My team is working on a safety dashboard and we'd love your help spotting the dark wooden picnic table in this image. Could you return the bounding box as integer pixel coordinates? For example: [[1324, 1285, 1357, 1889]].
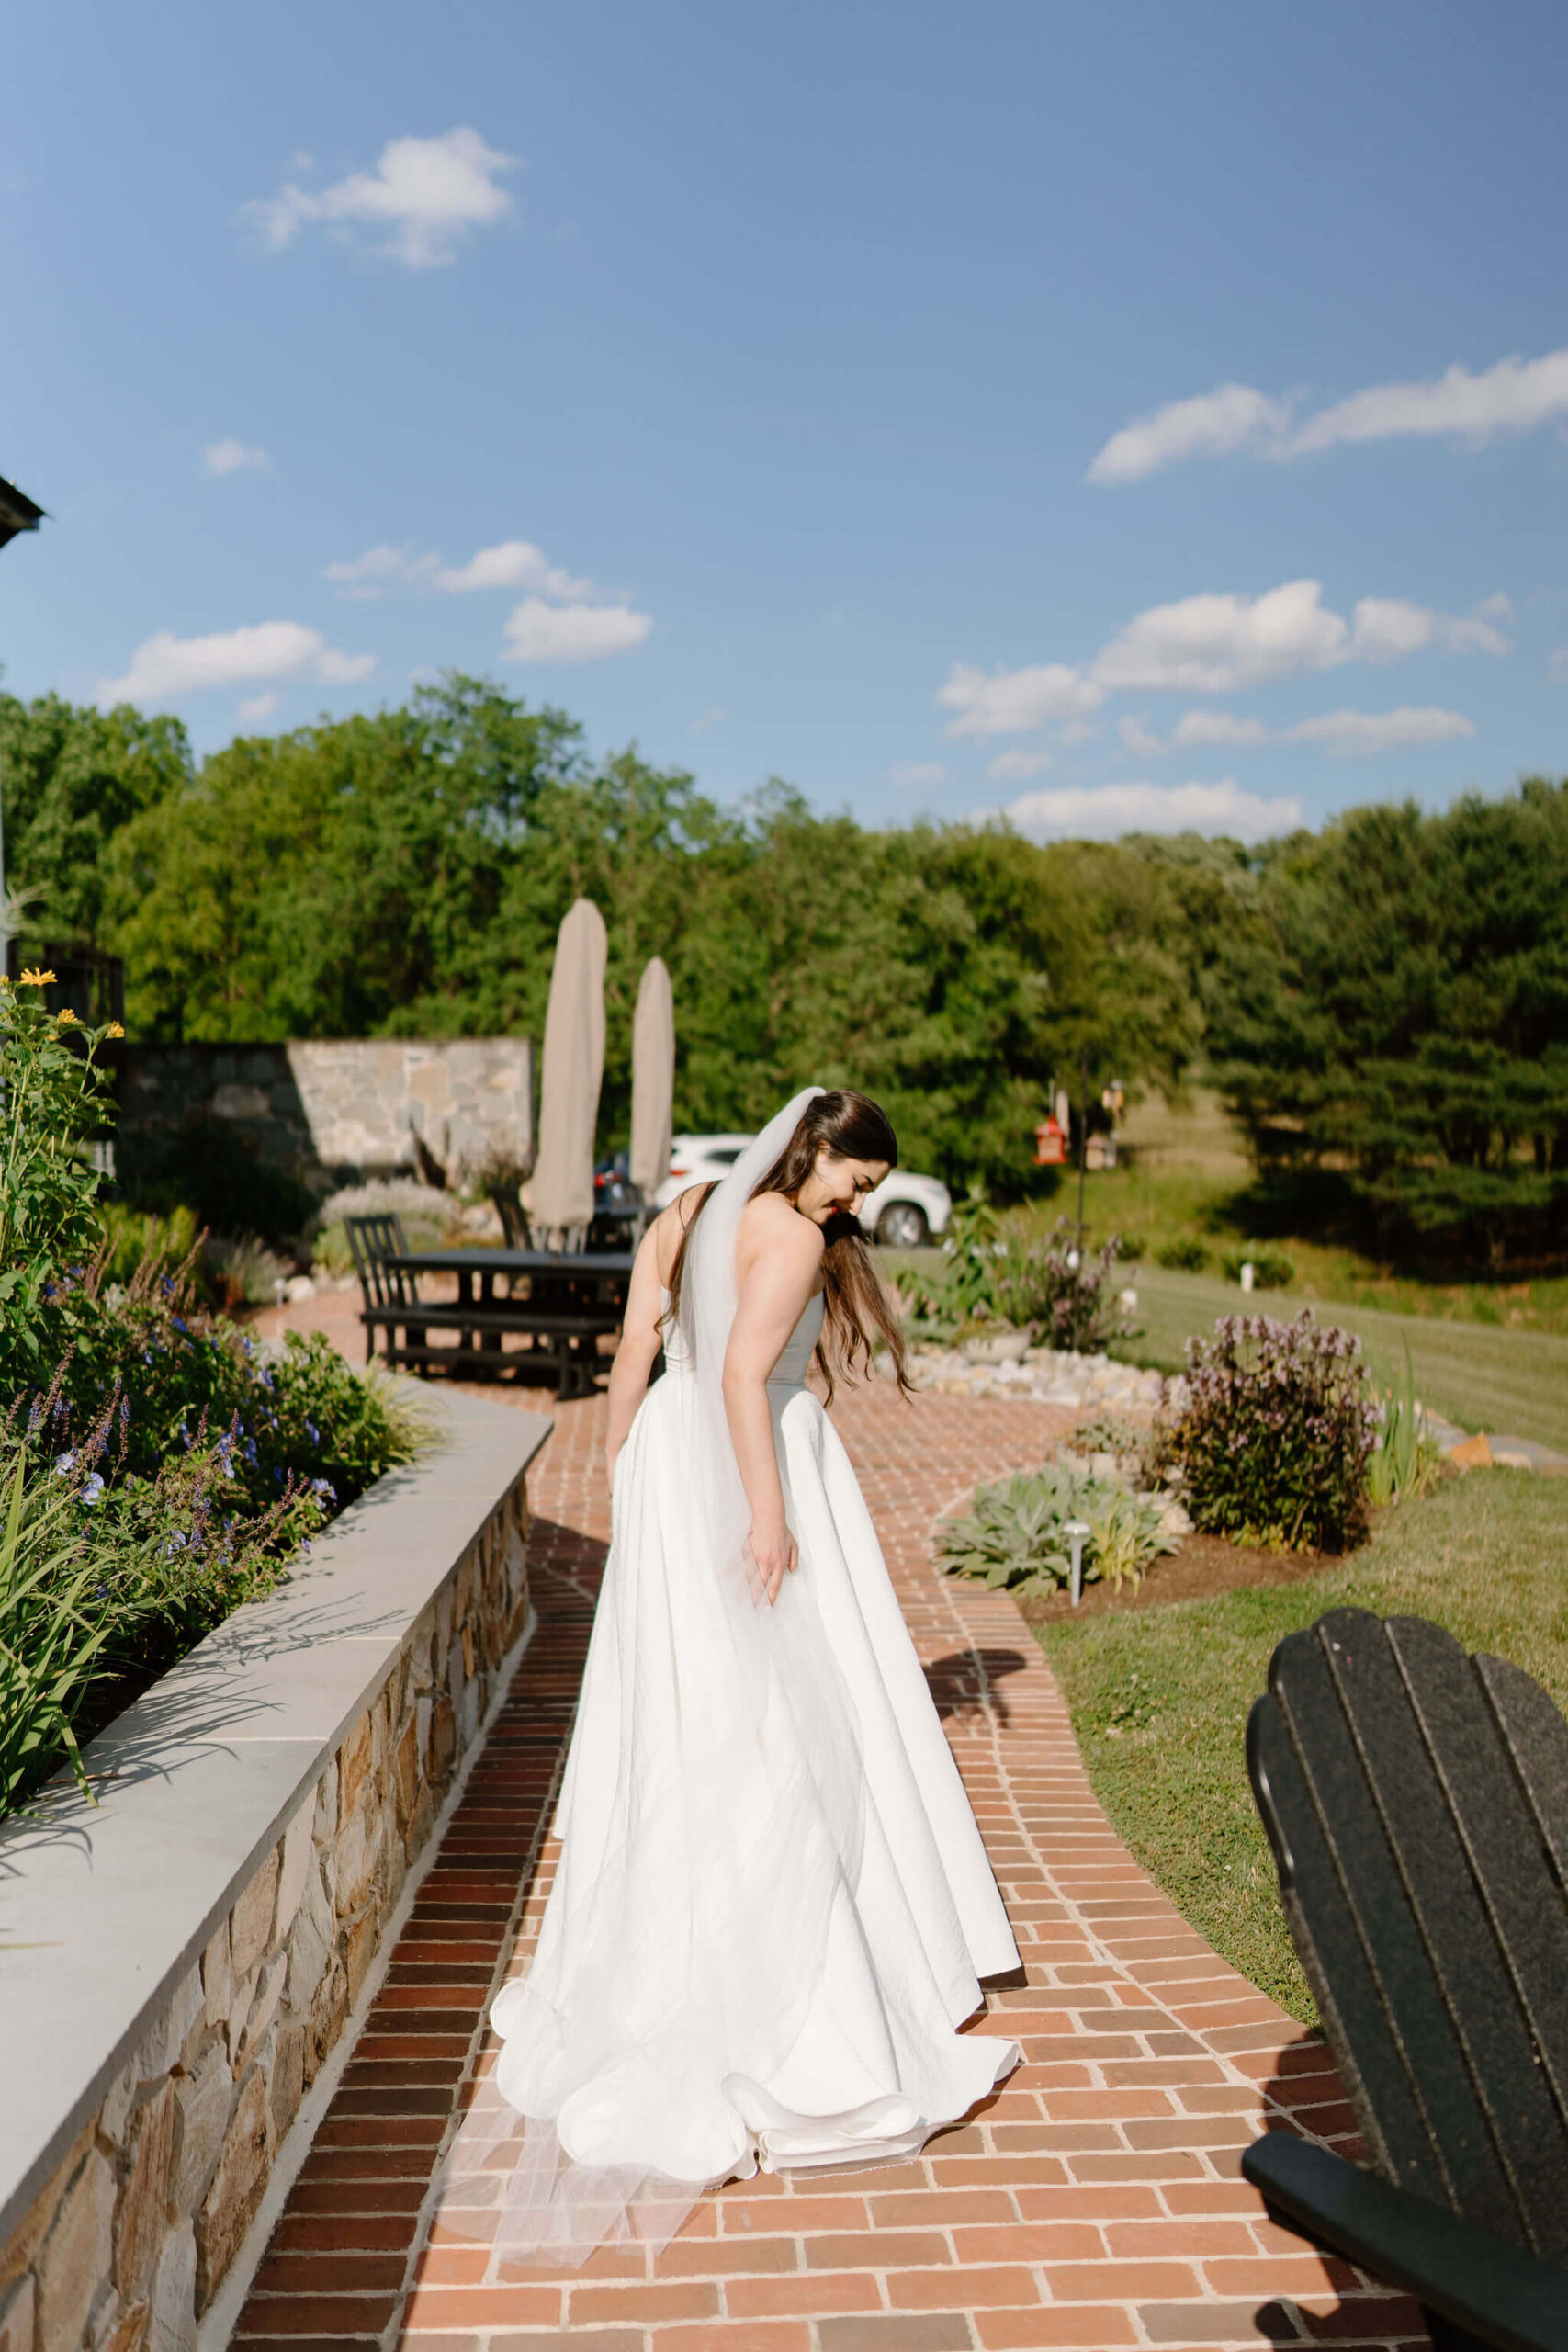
[[382, 1246, 634, 1398]]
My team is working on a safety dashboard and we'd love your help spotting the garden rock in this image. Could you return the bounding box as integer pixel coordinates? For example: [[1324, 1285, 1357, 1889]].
[[908, 1341, 1168, 1419]]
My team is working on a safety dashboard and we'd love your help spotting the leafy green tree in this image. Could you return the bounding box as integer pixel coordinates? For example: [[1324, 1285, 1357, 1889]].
[[0, 690, 190, 943], [17, 673, 1224, 1194]]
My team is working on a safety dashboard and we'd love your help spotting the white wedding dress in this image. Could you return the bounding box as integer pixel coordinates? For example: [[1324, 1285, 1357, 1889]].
[[437, 1094, 1020, 2267]]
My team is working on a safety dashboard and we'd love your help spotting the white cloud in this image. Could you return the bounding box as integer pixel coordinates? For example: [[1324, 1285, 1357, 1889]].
[[323, 544, 441, 596], [97, 621, 375, 707], [327, 535, 597, 604], [690, 707, 726, 735], [1115, 718, 1167, 759], [238, 692, 279, 722], [241, 127, 517, 269], [1126, 704, 1475, 758], [1089, 348, 1568, 482], [1002, 779, 1301, 843], [1088, 385, 1291, 485], [1170, 710, 1271, 750], [1549, 647, 1568, 684], [1094, 581, 1505, 700], [938, 661, 1102, 739], [502, 597, 651, 662], [317, 647, 378, 683], [1093, 579, 1352, 695], [987, 749, 1052, 783], [1288, 706, 1475, 756], [325, 532, 650, 662], [941, 581, 1506, 742], [434, 539, 591, 598], [202, 437, 267, 477], [1292, 350, 1568, 455], [890, 761, 945, 790]]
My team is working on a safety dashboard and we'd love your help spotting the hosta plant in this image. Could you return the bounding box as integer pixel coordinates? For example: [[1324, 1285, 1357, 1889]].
[[938, 1463, 1179, 1599]]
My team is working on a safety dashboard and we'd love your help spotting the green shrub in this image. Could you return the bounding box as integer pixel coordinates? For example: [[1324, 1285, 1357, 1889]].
[[1163, 1311, 1375, 1550], [118, 1116, 316, 1245], [0, 972, 119, 1368], [992, 1219, 1137, 1354], [203, 1233, 292, 1308], [1156, 1235, 1209, 1272], [939, 1463, 1179, 1598], [901, 1204, 1137, 1356], [1220, 1243, 1295, 1291], [100, 1204, 204, 1292], [0, 1454, 119, 1811]]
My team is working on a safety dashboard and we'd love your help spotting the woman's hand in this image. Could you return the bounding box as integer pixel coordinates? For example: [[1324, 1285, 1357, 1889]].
[[746, 1515, 797, 1606]]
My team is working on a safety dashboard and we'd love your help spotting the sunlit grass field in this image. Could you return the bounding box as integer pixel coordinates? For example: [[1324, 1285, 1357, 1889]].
[[1020, 1089, 1568, 1340]]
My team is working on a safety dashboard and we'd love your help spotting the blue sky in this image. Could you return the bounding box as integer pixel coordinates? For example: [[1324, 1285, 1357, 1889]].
[[3, 0, 1566, 841]]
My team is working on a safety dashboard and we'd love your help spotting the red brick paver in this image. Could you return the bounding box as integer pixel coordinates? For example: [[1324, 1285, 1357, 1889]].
[[234, 1370, 1419, 2351]]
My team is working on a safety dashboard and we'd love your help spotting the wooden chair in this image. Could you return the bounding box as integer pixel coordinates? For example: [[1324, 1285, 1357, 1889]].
[[1244, 1607, 1568, 2352], [344, 1213, 431, 1366]]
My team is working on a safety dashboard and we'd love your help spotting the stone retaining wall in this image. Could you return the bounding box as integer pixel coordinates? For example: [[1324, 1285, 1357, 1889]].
[[0, 1391, 550, 2352], [111, 1037, 536, 1195]]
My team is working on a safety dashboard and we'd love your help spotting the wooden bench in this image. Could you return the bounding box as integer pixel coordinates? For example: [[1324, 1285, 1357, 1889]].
[[1244, 1606, 1568, 2352], [344, 1219, 628, 1401]]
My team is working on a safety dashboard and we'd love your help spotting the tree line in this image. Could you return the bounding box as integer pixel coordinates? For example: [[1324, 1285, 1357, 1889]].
[[2, 675, 1563, 1262]]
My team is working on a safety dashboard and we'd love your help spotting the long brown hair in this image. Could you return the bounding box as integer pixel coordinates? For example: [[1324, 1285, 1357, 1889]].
[[668, 1090, 911, 1402]]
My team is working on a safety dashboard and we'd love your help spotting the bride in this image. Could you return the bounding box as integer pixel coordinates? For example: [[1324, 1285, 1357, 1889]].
[[438, 1088, 1021, 2267]]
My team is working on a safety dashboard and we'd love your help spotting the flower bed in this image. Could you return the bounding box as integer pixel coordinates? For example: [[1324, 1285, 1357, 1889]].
[[0, 973, 427, 1816], [0, 1387, 549, 2352]]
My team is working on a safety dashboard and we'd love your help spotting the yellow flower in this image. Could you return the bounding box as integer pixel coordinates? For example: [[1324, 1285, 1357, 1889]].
[[19, 967, 57, 987], [106, 1021, 126, 1039], [54, 1007, 80, 1027]]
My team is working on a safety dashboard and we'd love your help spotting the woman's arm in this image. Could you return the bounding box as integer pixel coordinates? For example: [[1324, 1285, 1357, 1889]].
[[722, 1202, 824, 1603], [604, 1223, 669, 1483]]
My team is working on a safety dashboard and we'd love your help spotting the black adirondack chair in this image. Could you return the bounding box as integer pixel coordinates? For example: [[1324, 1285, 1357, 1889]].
[[344, 1213, 431, 1366], [1244, 1607, 1568, 2352]]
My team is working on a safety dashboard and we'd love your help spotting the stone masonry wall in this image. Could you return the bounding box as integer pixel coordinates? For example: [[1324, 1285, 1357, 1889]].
[[0, 1482, 530, 2352], [111, 1037, 536, 1197]]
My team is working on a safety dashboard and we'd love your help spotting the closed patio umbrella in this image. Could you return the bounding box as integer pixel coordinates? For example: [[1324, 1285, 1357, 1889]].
[[529, 897, 607, 1247], [629, 956, 675, 1209]]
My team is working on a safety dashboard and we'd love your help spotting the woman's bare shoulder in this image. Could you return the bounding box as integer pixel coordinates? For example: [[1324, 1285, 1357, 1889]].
[[739, 1192, 825, 1263]]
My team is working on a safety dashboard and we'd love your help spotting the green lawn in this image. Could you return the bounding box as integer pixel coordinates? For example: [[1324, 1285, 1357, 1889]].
[[1038, 1472, 1568, 2022], [1009, 1088, 1568, 1340], [1117, 1264, 1568, 1455]]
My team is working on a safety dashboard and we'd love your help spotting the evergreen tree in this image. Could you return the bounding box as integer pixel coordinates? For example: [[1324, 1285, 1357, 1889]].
[[1207, 782, 1568, 1265]]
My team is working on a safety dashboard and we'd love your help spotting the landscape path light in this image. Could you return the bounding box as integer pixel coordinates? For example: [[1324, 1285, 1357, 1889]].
[[1065, 1517, 1091, 1608]]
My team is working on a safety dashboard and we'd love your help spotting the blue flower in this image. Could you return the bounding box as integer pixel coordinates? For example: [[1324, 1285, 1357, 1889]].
[[83, 1474, 105, 1506], [53, 1451, 74, 1476]]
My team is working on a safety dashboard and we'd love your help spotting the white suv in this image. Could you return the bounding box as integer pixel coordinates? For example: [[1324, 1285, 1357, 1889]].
[[654, 1134, 950, 1248]]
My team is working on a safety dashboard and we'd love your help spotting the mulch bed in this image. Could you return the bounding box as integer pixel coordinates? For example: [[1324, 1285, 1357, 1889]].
[[1011, 1528, 1344, 1624]]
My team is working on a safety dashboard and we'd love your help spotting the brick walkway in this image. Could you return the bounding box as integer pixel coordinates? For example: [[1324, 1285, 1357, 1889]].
[[234, 1370, 1420, 2352]]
